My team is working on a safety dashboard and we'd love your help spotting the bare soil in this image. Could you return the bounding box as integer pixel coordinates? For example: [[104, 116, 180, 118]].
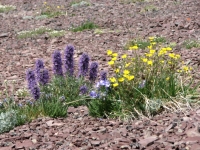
[[0, 0, 200, 149]]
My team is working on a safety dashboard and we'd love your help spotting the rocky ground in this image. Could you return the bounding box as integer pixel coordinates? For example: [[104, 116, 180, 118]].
[[0, 0, 200, 149]]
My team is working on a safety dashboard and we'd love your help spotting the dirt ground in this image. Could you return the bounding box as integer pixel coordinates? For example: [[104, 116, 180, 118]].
[[0, 0, 200, 149]]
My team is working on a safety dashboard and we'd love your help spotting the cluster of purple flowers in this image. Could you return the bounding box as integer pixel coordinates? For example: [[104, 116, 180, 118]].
[[26, 59, 50, 100], [35, 59, 49, 85], [79, 53, 90, 77], [52, 50, 63, 76], [26, 69, 41, 100], [27, 44, 105, 100], [63, 45, 74, 76], [89, 71, 110, 99]]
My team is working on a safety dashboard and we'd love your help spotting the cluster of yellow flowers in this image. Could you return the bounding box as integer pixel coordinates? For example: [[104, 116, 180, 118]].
[[106, 36, 192, 88], [107, 50, 135, 87]]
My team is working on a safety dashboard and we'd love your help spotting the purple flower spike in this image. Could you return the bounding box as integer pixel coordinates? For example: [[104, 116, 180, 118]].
[[26, 69, 37, 90], [89, 62, 98, 82], [63, 45, 74, 76], [79, 53, 90, 77], [100, 71, 107, 81], [80, 85, 88, 95], [31, 86, 40, 100], [35, 59, 44, 81], [26, 69, 40, 100], [38, 68, 49, 85], [53, 50, 63, 76]]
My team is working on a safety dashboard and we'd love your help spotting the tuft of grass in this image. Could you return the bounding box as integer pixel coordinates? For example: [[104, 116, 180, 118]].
[[71, 21, 98, 32], [17, 26, 52, 39], [48, 30, 66, 38], [70, 0, 90, 7], [39, 2, 66, 18], [124, 36, 166, 50], [140, 5, 158, 13], [0, 4, 16, 13], [183, 40, 200, 49]]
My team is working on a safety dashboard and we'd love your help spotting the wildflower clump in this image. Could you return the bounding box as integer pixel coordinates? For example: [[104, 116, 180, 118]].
[[104, 37, 197, 118]]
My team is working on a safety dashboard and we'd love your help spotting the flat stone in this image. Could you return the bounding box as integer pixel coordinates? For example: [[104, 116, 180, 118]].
[[139, 135, 158, 148]]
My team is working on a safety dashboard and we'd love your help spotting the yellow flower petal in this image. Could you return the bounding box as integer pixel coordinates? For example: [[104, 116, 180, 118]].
[[123, 70, 130, 75], [111, 57, 117, 61], [109, 77, 117, 83], [118, 77, 125, 82], [108, 61, 115, 65], [112, 53, 118, 57], [115, 69, 120, 73], [107, 50, 113, 55], [122, 54, 127, 59], [113, 83, 119, 87]]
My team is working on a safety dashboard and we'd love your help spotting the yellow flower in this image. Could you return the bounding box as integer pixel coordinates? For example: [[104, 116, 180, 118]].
[[168, 53, 175, 58], [129, 45, 138, 50], [177, 69, 182, 73], [111, 57, 117, 61], [148, 45, 153, 50], [146, 53, 153, 57], [57, 6, 60, 9], [182, 66, 189, 72], [149, 37, 155, 41], [112, 53, 118, 57], [142, 58, 148, 62], [44, 2, 47, 4], [122, 54, 127, 59], [113, 83, 119, 87], [147, 60, 153, 66], [149, 50, 156, 54], [108, 61, 115, 65], [151, 42, 156, 45], [115, 68, 120, 73], [123, 70, 130, 75], [110, 77, 117, 83], [168, 61, 172, 64], [174, 54, 180, 59], [166, 77, 170, 81], [125, 63, 131, 67], [166, 47, 172, 51], [107, 50, 113, 55], [126, 75, 134, 81], [118, 77, 125, 82], [160, 60, 164, 63]]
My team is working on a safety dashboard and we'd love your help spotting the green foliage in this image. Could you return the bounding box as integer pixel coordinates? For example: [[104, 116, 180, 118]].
[[70, 1, 90, 7], [40, 2, 66, 18], [0, 4, 16, 13], [124, 36, 166, 50], [41, 75, 92, 107], [17, 26, 52, 39], [183, 40, 200, 49], [105, 36, 199, 117], [71, 21, 98, 32], [48, 30, 66, 38], [88, 98, 114, 118]]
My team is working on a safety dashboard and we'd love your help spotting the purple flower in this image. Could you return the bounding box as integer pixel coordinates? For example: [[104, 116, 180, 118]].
[[31, 86, 40, 100], [79, 53, 90, 77], [96, 80, 110, 88], [89, 62, 98, 82], [26, 69, 40, 100], [80, 85, 88, 95], [90, 91, 99, 98], [37, 68, 49, 85], [100, 71, 107, 81], [63, 45, 74, 76], [52, 50, 63, 76], [35, 59, 44, 81], [26, 69, 37, 90]]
